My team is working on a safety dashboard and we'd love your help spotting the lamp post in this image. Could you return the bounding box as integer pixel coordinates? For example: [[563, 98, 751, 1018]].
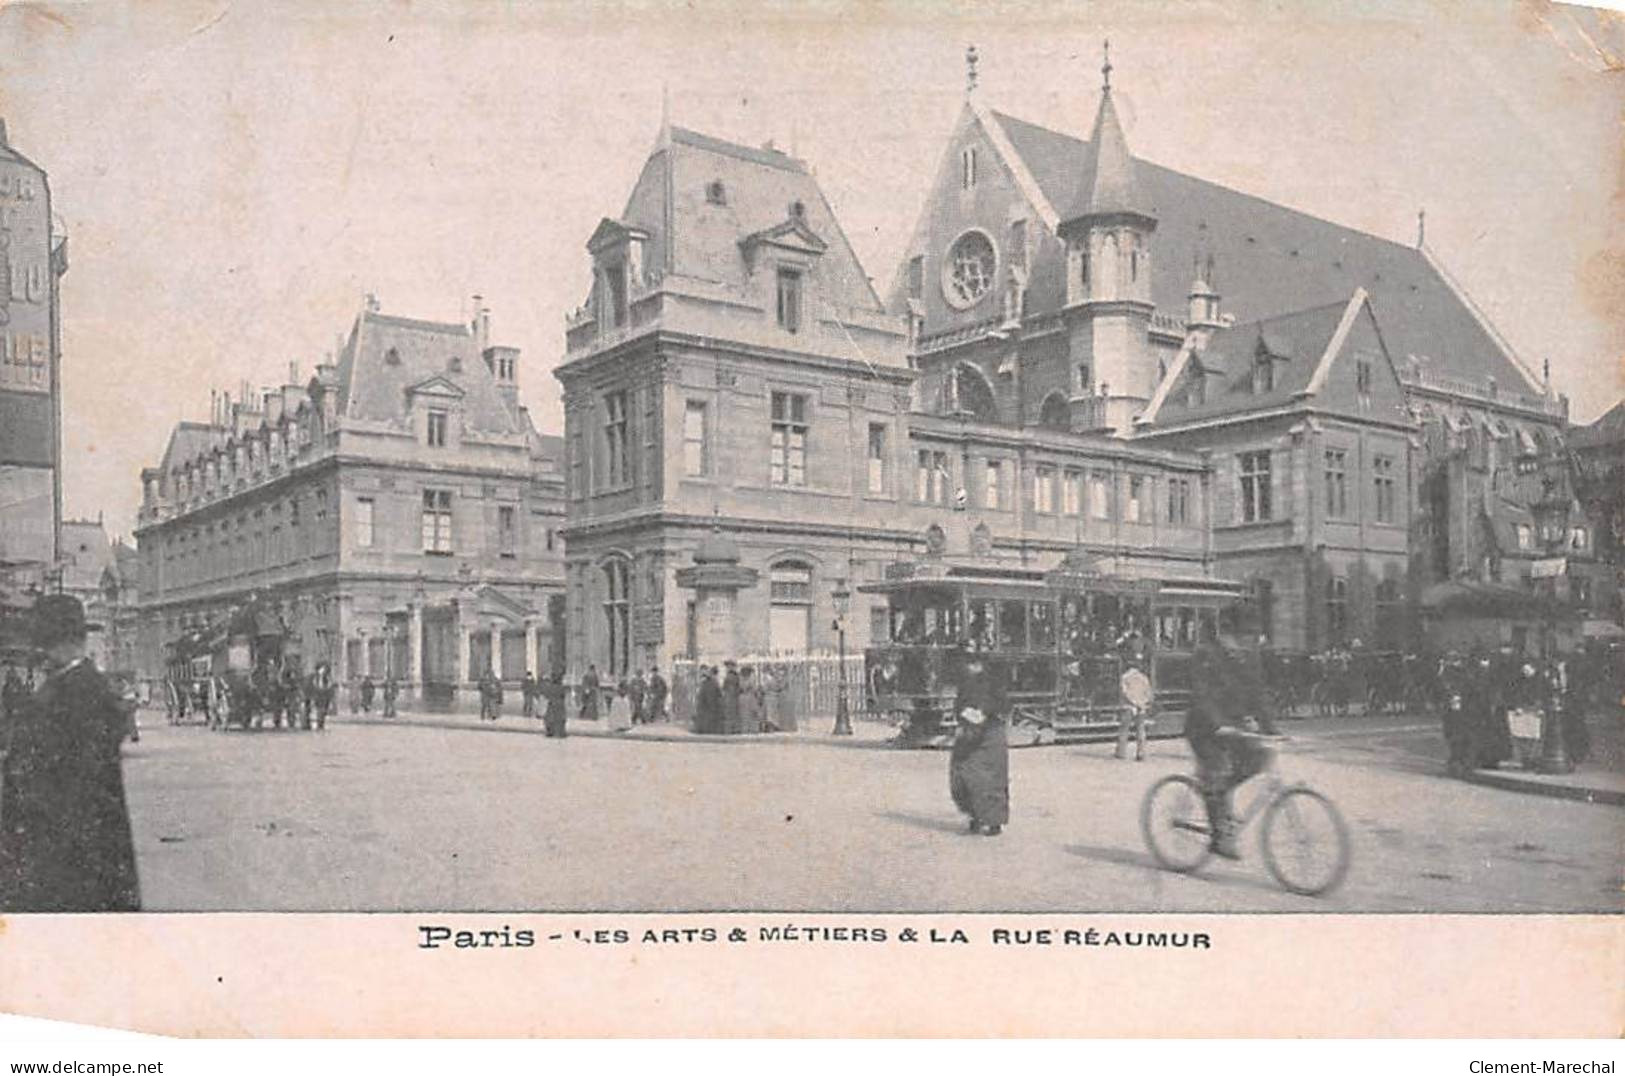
[[831, 579, 852, 736], [1533, 487, 1573, 774]]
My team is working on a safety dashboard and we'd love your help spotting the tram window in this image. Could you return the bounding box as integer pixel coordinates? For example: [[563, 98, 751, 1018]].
[[1158, 612, 1180, 650], [999, 601, 1029, 650], [1030, 602, 1057, 650], [1096, 594, 1121, 637], [892, 607, 925, 645], [1179, 607, 1199, 649], [1200, 607, 1219, 644], [967, 599, 997, 650], [922, 604, 961, 645]]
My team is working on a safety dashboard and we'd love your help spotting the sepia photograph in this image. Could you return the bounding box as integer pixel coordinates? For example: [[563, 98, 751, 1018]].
[[0, 0, 1621, 1041]]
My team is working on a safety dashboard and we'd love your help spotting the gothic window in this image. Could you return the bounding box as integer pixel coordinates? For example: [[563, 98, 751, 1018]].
[[954, 365, 998, 423], [960, 146, 977, 190], [1374, 455, 1397, 523], [1324, 449, 1349, 519], [943, 231, 996, 309], [1239, 451, 1272, 523]]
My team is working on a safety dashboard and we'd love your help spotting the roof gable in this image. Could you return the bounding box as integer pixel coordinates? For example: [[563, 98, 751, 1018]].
[[404, 374, 467, 400]]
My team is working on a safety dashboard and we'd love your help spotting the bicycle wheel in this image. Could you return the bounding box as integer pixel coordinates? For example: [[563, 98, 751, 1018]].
[[1261, 786, 1351, 896], [1140, 774, 1214, 874]]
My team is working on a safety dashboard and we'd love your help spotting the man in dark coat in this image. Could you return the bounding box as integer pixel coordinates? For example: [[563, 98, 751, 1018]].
[[0, 595, 140, 911], [1184, 628, 1270, 859], [520, 671, 538, 719], [694, 666, 723, 733], [382, 675, 399, 719], [950, 655, 1010, 836], [578, 664, 600, 723], [646, 667, 668, 724], [720, 661, 742, 734], [359, 674, 377, 714], [626, 670, 647, 725], [540, 672, 568, 737]]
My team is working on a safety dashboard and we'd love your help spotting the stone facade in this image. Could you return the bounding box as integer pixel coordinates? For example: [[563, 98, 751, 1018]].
[[134, 299, 565, 706], [557, 59, 1607, 671]]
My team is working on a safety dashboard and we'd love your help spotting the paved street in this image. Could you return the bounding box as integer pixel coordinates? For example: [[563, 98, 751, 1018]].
[[121, 712, 1624, 913]]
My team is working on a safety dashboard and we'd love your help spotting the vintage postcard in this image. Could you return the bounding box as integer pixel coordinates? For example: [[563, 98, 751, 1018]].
[[0, 0, 1620, 1038]]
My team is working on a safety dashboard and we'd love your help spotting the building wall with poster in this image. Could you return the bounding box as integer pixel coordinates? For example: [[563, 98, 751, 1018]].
[[0, 117, 67, 655]]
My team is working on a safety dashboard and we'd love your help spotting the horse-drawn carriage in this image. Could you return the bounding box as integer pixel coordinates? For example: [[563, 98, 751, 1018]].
[[163, 599, 323, 730]]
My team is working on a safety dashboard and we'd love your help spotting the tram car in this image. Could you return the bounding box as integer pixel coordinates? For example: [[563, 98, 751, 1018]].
[[860, 550, 1244, 746]]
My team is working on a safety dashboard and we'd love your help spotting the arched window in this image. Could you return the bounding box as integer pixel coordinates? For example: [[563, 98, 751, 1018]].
[[768, 560, 814, 654], [1039, 392, 1070, 431], [602, 558, 631, 676], [954, 364, 999, 424]]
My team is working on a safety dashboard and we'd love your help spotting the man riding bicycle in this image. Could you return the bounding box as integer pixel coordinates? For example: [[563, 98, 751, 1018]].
[[1184, 623, 1272, 859]]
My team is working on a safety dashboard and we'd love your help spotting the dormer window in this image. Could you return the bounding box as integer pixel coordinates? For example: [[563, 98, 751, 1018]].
[[427, 409, 449, 448], [1252, 352, 1274, 394], [1186, 370, 1206, 408], [603, 261, 628, 327], [789, 199, 806, 222], [706, 180, 727, 205], [447, 356, 462, 373], [776, 267, 803, 333], [384, 347, 401, 366]]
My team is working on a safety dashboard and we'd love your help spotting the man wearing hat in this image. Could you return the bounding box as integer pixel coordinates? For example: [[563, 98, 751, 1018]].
[[0, 595, 141, 911]]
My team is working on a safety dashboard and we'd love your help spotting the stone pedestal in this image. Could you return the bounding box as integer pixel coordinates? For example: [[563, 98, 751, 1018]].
[[673, 529, 760, 667]]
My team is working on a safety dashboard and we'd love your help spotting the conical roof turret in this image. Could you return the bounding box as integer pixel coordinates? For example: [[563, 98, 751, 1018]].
[[1070, 43, 1155, 224]]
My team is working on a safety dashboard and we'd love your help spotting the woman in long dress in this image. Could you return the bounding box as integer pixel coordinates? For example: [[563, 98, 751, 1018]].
[[949, 655, 1010, 837], [606, 681, 634, 732]]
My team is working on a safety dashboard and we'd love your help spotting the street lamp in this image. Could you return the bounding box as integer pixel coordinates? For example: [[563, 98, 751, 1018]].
[[1533, 484, 1573, 774], [831, 579, 852, 736]]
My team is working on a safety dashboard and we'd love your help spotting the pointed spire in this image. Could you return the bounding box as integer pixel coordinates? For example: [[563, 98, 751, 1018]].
[[1102, 39, 1112, 90], [1071, 40, 1154, 222], [1416, 207, 1426, 249], [658, 82, 673, 150], [965, 44, 980, 97]]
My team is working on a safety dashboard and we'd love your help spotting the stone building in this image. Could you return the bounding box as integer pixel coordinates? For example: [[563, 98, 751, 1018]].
[[0, 117, 69, 658], [888, 53, 1574, 651], [134, 298, 566, 706], [556, 122, 1221, 677], [558, 52, 1592, 670]]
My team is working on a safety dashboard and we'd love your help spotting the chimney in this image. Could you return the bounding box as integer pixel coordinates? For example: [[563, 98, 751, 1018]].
[[473, 296, 490, 354]]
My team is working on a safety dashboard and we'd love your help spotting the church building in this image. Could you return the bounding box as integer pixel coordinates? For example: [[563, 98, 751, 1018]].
[[556, 48, 1584, 675]]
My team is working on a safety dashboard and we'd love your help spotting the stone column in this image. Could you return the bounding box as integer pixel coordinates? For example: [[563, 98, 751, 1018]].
[[525, 619, 539, 677], [454, 608, 469, 686], [408, 603, 423, 689], [491, 619, 504, 680]]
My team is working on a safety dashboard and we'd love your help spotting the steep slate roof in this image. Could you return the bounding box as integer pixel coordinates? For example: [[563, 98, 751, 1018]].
[[1154, 301, 1351, 424], [1568, 400, 1625, 451], [336, 310, 523, 435], [58, 519, 113, 592], [158, 421, 226, 473], [608, 125, 884, 314], [986, 110, 1534, 393]]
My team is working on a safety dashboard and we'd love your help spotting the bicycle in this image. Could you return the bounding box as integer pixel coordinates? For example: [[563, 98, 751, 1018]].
[[1140, 734, 1352, 896]]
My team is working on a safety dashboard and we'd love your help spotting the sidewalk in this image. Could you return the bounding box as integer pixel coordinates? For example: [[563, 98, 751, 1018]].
[[1463, 713, 1625, 807], [327, 703, 904, 749]]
